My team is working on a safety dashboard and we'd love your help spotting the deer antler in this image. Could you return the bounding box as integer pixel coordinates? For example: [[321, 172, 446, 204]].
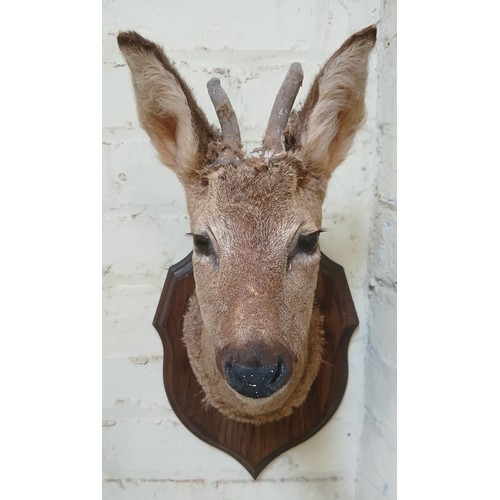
[[262, 62, 304, 156], [207, 77, 242, 162]]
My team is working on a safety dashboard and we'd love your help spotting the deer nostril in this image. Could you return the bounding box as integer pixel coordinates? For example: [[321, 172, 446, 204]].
[[224, 357, 290, 399], [268, 357, 284, 385]]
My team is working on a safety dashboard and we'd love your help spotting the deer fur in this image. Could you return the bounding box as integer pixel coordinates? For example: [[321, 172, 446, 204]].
[[118, 26, 376, 424]]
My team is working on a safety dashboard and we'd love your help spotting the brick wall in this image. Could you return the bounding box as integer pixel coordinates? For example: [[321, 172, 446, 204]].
[[102, 1, 396, 498], [356, 1, 397, 498]]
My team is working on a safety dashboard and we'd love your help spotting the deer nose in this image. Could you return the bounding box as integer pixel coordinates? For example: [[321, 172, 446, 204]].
[[224, 357, 290, 398]]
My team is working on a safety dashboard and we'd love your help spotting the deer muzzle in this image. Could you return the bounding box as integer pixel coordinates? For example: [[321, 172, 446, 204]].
[[217, 343, 293, 399]]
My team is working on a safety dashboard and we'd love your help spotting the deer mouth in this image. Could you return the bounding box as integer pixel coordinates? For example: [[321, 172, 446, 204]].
[[224, 355, 291, 399]]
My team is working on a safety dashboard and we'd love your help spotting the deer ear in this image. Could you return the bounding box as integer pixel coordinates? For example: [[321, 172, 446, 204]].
[[296, 26, 376, 177], [117, 31, 217, 180]]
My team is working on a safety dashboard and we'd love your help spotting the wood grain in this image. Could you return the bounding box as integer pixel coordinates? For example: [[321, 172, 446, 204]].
[[153, 252, 358, 478]]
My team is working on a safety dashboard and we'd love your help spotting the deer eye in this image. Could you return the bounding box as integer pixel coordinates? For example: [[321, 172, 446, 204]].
[[191, 233, 212, 257], [287, 230, 323, 270], [297, 230, 324, 255], [297, 232, 320, 254]]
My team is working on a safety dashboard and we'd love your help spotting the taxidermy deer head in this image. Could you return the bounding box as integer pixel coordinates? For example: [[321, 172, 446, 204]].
[[118, 26, 376, 424]]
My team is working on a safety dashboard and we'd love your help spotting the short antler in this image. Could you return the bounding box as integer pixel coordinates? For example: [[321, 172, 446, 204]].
[[262, 62, 304, 155], [207, 77, 242, 161]]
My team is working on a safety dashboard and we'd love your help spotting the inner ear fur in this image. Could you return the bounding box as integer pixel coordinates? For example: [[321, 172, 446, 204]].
[[292, 25, 377, 177], [117, 31, 218, 180]]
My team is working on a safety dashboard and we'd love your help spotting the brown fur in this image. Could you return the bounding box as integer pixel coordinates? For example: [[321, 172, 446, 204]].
[[117, 26, 376, 423], [183, 294, 325, 423]]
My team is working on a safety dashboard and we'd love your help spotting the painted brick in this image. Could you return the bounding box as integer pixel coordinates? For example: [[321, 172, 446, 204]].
[[368, 285, 397, 366], [103, 476, 351, 500], [356, 0, 397, 498], [102, 215, 191, 283], [370, 205, 397, 286], [102, 285, 163, 357], [102, 412, 365, 488], [356, 414, 397, 500], [103, 358, 169, 421], [103, 139, 187, 211], [103, 0, 326, 52]]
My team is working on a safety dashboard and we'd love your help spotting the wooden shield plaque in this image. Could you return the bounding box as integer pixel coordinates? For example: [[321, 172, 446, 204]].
[[153, 251, 359, 478]]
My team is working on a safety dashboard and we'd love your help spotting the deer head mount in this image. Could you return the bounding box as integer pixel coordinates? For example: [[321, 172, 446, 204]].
[[118, 26, 376, 425]]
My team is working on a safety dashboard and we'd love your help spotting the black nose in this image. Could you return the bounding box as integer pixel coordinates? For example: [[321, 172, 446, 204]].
[[224, 357, 290, 398]]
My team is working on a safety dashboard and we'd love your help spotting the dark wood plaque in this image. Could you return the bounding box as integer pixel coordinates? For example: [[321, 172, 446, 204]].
[[153, 252, 358, 478]]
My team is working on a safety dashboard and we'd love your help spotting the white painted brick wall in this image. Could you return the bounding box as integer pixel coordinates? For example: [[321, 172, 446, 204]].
[[357, 1, 397, 499], [102, 1, 396, 498]]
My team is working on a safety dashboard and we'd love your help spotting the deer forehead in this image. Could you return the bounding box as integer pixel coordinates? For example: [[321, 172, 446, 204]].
[[187, 157, 326, 234]]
